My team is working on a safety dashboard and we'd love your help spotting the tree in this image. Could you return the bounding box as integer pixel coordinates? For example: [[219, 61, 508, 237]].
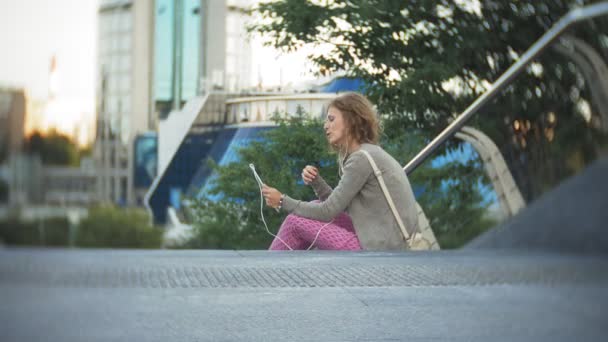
[[251, 0, 608, 223], [24, 130, 80, 166], [252, 0, 606, 126], [186, 108, 492, 249], [0, 180, 7, 203], [187, 113, 341, 249], [0, 144, 6, 164]]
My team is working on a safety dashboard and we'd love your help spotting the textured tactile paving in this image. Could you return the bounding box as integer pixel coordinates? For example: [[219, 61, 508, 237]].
[[2, 250, 608, 342], [1, 251, 606, 288]]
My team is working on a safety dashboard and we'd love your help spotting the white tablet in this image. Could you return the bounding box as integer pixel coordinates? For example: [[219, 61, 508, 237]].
[[249, 163, 265, 188]]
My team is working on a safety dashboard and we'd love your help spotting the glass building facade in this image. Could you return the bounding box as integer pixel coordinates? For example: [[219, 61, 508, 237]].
[[147, 130, 219, 223], [186, 124, 274, 202], [154, 0, 202, 119], [133, 133, 158, 189], [153, 0, 174, 103], [97, 0, 134, 205], [181, 0, 202, 99], [147, 124, 273, 224]]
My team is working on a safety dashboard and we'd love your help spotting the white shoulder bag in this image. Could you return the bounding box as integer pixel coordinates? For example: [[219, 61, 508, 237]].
[[360, 150, 431, 250]]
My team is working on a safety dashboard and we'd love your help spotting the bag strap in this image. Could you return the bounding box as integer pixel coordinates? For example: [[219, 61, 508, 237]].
[[360, 150, 411, 241]]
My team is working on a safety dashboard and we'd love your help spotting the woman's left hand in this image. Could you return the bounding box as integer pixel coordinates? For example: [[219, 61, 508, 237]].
[[261, 185, 282, 209]]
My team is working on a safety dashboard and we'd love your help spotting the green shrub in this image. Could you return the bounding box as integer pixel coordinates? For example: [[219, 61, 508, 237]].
[[0, 180, 8, 203], [187, 114, 338, 249], [76, 205, 162, 248], [0, 217, 37, 245], [0, 216, 70, 246], [41, 217, 71, 246], [187, 113, 497, 249]]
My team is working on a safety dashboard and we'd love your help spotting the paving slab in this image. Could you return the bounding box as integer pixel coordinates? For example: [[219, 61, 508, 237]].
[[1, 248, 607, 341]]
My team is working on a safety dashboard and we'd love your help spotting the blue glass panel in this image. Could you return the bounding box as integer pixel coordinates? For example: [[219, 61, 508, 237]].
[[185, 127, 237, 197], [170, 187, 181, 209], [180, 124, 499, 223], [149, 130, 219, 224], [154, 0, 174, 101], [321, 77, 365, 93], [428, 142, 498, 206], [194, 126, 273, 201], [133, 133, 158, 188], [181, 0, 201, 99]]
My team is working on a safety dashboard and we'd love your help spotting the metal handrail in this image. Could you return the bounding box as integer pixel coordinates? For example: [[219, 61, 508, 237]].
[[404, 2, 608, 175]]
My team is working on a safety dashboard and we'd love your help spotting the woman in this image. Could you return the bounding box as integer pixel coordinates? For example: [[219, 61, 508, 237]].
[[262, 92, 419, 250]]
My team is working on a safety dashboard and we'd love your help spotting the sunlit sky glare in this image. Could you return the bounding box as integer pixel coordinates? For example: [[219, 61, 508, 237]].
[[0, 0, 98, 145], [0, 0, 484, 110], [0, 0, 316, 104], [0, 0, 98, 104], [0, 0, 313, 143], [251, 41, 320, 88]]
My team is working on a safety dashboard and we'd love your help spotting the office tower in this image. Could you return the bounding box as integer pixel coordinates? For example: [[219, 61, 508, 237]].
[[95, 0, 154, 205], [97, 0, 256, 208]]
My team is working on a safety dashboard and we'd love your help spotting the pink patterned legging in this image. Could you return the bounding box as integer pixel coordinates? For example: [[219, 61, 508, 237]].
[[268, 211, 362, 251]]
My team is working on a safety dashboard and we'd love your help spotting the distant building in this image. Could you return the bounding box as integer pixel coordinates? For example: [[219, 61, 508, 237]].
[[43, 161, 98, 206], [1, 152, 93, 222], [0, 87, 99, 211], [95, 0, 155, 206], [95, 0, 256, 207], [0, 87, 26, 163], [151, 0, 252, 118], [146, 93, 335, 224], [7, 154, 98, 208], [94, 1, 341, 224]]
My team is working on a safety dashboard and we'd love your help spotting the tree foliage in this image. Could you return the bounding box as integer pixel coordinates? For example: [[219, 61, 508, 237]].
[[24, 130, 80, 166], [251, 0, 608, 205], [0, 144, 7, 164], [187, 113, 340, 249], [252, 0, 606, 127], [187, 111, 494, 249], [187, 0, 608, 249], [0, 179, 7, 204]]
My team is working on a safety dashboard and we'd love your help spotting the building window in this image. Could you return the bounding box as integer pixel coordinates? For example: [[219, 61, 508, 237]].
[[121, 94, 131, 114], [119, 55, 130, 72], [119, 74, 130, 93], [119, 11, 131, 32], [154, 0, 202, 111], [154, 0, 175, 102], [119, 35, 131, 52], [181, 0, 201, 99]]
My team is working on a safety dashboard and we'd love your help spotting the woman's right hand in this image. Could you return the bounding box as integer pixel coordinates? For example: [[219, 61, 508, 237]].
[[301, 165, 319, 185]]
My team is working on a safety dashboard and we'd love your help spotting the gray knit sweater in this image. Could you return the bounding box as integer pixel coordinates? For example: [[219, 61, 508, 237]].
[[281, 143, 419, 250]]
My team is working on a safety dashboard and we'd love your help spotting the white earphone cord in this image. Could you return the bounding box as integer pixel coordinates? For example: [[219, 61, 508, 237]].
[[256, 182, 293, 250], [255, 182, 333, 251]]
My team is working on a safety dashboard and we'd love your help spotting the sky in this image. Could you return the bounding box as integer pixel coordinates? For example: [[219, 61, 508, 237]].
[[0, 0, 98, 145], [0, 0, 98, 103], [0, 0, 311, 145]]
